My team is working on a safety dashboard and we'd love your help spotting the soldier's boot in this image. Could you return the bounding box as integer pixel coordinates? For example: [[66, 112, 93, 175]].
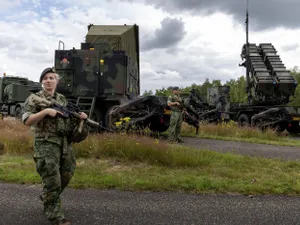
[[51, 219, 71, 225], [195, 126, 199, 135], [177, 137, 184, 143], [167, 135, 176, 142], [168, 139, 176, 144]]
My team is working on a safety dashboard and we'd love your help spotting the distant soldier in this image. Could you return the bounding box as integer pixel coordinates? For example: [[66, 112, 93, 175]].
[[184, 88, 204, 115], [216, 96, 226, 111], [183, 89, 203, 135], [167, 86, 184, 143], [22, 67, 89, 225], [215, 96, 231, 122]]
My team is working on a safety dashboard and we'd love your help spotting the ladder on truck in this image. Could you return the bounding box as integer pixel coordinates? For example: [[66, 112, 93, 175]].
[[76, 97, 96, 119]]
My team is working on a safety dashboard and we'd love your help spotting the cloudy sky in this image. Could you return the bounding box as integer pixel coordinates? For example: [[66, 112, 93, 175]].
[[1, 0, 300, 93]]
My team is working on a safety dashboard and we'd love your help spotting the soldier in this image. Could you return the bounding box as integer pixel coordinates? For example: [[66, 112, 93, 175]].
[[215, 95, 231, 122], [22, 67, 88, 225], [167, 86, 184, 143], [183, 89, 203, 135], [184, 88, 204, 115]]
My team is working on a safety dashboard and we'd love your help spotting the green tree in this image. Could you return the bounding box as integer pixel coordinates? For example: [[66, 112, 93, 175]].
[[155, 87, 172, 97], [288, 66, 300, 106], [142, 90, 154, 96], [225, 76, 247, 103]]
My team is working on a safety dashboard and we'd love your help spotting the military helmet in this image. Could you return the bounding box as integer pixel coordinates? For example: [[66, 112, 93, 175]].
[[39, 67, 56, 83], [172, 86, 179, 90]]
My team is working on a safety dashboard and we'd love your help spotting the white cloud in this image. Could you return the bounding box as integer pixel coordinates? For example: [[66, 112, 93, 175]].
[[0, 0, 300, 95], [0, 0, 21, 11]]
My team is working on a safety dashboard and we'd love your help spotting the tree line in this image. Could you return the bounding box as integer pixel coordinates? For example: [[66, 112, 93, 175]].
[[143, 67, 300, 106]]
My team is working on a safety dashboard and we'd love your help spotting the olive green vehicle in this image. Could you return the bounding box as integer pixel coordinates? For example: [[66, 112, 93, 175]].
[[0, 74, 41, 120], [53, 24, 172, 132], [178, 4, 300, 134], [230, 4, 300, 133]]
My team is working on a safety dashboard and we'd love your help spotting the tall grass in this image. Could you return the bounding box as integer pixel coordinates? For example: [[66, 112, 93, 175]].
[[73, 132, 241, 168], [0, 119, 247, 169], [0, 118, 297, 164], [0, 120, 33, 154], [181, 120, 293, 142], [0, 119, 259, 168]]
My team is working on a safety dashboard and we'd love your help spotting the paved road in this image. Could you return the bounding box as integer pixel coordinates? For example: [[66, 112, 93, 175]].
[[181, 137, 300, 161], [2, 182, 300, 225]]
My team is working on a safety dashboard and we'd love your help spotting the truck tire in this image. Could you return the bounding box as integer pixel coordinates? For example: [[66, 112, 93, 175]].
[[149, 116, 170, 133], [286, 124, 300, 134], [149, 121, 169, 133], [274, 123, 286, 132], [238, 114, 250, 127]]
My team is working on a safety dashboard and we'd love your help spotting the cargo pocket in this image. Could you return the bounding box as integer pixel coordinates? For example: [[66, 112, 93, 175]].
[[44, 158, 59, 177], [33, 139, 46, 159], [35, 158, 46, 176], [61, 146, 76, 174], [35, 158, 59, 178]]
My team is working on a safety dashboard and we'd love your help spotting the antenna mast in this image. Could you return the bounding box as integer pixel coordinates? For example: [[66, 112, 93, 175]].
[[245, 0, 252, 103], [246, 0, 249, 46]]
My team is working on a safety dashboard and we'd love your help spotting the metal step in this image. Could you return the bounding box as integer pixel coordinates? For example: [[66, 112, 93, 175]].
[[76, 96, 96, 119]]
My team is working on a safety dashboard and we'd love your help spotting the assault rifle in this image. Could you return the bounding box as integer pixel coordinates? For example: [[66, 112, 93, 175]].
[[30, 94, 114, 133], [177, 101, 200, 135]]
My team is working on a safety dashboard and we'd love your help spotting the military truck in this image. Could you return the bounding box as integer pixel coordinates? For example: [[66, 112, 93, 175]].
[[185, 5, 300, 134], [229, 5, 300, 133], [232, 42, 300, 133], [0, 74, 41, 119], [53, 24, 171, 132]]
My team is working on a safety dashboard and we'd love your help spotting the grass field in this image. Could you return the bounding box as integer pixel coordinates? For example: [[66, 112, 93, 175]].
[[1, 119, 300, 195], [181, 120, 300, 147]]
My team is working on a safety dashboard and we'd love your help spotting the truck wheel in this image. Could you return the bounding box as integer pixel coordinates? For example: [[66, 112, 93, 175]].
[[286, 124, 300, 134], [149, 115, 170, 133], [274, 123, 286, 132], [238, 114, 250, 127], [149, 121, 169, 133]]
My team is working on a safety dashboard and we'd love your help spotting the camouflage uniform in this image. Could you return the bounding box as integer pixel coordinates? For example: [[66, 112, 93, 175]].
[[184, 89, 204, 116], [167, 91, 183, 142], [215, 96, 231, 122], [183, 90, 203, 135], [22, 90, 87, 225]]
